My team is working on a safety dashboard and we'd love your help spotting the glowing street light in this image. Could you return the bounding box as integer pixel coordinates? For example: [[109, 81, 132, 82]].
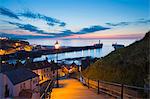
[[55, 41, 60, 50], [54, 41, 60, 88]]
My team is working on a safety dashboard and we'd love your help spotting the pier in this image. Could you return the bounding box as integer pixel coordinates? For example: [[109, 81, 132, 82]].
[[1, 44, 103, 61]]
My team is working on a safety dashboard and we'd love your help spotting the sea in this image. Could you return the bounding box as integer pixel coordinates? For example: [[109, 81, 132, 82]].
[[23, 38, 138, 65]]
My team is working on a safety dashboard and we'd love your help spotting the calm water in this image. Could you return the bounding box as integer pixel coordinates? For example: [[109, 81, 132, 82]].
[[25, 39, 137, 65]]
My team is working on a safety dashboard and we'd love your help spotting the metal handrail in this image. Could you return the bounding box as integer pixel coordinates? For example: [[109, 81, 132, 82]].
[[40, 79, 54, 99]]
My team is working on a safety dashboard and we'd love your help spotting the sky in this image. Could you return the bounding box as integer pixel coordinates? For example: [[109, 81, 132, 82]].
[[0, 0, 150, 39]]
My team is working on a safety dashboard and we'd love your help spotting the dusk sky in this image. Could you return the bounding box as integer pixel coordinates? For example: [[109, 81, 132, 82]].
[[0, 0, 149, 39]]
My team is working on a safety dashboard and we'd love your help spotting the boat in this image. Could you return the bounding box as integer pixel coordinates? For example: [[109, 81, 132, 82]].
[[112, 43, 124, 49], [93, 40, 103, 48]]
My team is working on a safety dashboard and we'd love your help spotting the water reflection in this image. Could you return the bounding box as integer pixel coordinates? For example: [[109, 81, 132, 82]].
[[33, 48, 103, 64], [7, 39, 137, 64]]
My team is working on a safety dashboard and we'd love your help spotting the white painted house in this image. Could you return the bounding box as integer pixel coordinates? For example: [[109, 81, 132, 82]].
[[0, 68, 40, 99]]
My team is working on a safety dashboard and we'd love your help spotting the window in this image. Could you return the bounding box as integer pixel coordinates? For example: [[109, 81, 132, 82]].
[[53, 70, 55, 74], [5, 84, 9, 97], [33, 79, 37, 84], [23, 83, 26, 89], [20, 84, 22, 90], [41, 76, 43, 80]]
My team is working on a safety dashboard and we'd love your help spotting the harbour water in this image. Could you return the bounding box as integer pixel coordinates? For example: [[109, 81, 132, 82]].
[[25, 39, 137, 65]]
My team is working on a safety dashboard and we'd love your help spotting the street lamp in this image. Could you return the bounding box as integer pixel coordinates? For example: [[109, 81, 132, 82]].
[[54, 41, 60, 88]]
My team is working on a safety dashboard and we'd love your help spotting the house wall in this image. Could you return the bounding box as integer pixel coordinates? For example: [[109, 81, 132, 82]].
[[42, 67, 52, 80], [58, 69, 65, 77], [32, 77, 39, 91], [0, 73, 4, 98], [0, 74, 39, 97], [13, 76, 39, 96], [33, 69, 42, 81], [0, 74, 14, 98], [33, 67, 54, 83]]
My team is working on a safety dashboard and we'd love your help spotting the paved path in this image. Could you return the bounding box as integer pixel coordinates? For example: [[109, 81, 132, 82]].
[[51, 79, 114, 99]]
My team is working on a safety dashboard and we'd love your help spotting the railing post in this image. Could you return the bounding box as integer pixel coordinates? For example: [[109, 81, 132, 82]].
[[44, 92, 46, 99], [121, 84, 124, 99], [98, 80, 100, 94], [88, 78, 89, 89]]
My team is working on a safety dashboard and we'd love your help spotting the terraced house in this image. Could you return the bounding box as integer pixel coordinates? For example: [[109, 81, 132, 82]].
[[0, 68, 40, 99]]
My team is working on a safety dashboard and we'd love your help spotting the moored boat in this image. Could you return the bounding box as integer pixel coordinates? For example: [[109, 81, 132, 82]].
[[112, 43, 124, 49]]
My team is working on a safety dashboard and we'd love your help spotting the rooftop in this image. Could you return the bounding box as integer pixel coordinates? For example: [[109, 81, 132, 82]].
[[0, 63, 15, 73], [25, 61, 52, 70], [4, 68, 39, 85]]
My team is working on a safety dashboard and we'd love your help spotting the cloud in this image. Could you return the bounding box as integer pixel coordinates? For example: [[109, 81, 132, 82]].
[[59, 22, 66, 27], [55, 25, 110, 37], [5, 21, 69, 37], [0, 7, 110, 38], [47, 22, 55, 26], [0, 7, 66, 27], [0, 7, 20, 19], [56, 30, 74, 37], [76, 25, 110, 34], [6, 20, 110, 38], [6, 21, 55, 36], [106, 19, 150, 27], [106, 22, 129, 26], [136, 19, 150, 24], [18, 11, 66, 27], [56, 25, 110, 37], [0, 32, 50, 39]]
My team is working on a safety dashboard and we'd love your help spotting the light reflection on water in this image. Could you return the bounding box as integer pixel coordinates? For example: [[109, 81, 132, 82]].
[[8, 39, 137, 65], [33, 46, 111, 63], [31, 39, 137, 65]]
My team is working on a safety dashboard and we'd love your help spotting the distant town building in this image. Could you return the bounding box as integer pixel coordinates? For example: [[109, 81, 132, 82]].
[[0, 39, 33, 55], [69, 62, 78, 73], [61, 62, 79, 74], [0, 37, 8, 40], [61, 63, 69, 75]]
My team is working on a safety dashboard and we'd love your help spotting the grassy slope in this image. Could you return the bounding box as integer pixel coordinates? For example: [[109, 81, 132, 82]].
[[83, 31, 150, 86]]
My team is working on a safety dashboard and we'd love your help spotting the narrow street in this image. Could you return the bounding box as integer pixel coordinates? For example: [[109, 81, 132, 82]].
[[51, 79, 114, 99]]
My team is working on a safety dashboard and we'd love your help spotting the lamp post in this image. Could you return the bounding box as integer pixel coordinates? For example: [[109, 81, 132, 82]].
[[55, 41, 60, 88]]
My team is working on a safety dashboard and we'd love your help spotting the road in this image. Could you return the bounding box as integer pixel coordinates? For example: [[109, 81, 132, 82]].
[[51, 78, 114, 99]]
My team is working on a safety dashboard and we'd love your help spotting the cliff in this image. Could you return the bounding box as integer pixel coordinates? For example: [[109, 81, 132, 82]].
[[83, 31, 150, 87]]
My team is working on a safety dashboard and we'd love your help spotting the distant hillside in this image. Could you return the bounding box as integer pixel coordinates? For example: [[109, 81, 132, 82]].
[[83, 31, 150, 87]]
